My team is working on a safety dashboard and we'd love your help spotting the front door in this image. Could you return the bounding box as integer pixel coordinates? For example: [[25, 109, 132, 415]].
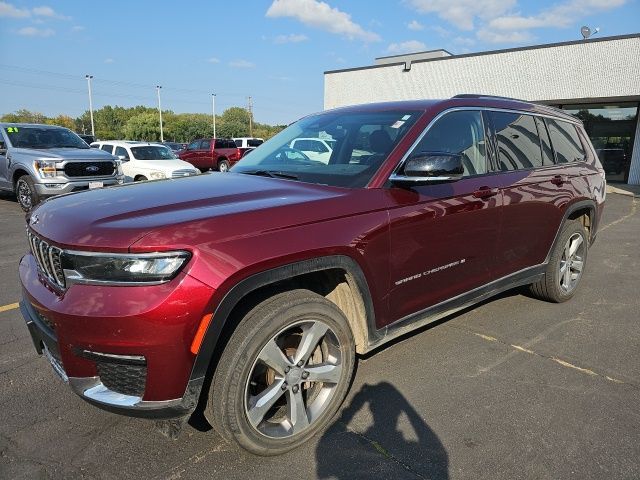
[[0, 130, 9, 189], [386, 109, 502, 323]]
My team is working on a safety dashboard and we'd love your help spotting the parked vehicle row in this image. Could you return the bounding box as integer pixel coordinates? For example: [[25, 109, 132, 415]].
[[19, 95, 605, 456], [0, 124, 123, 211], [91, 141, 198, 182]]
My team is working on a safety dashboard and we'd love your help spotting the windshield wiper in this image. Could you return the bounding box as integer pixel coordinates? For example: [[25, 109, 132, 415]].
[[241, 170, 299, 180]]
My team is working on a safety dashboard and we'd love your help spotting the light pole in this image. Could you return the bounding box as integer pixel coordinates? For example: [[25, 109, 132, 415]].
[[211, 93, 216, 138], [85, 75, 95, 138], [156, 85, 164, 142]]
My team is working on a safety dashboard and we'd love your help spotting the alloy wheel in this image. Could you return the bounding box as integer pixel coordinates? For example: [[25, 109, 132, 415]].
[[559, 232, 585, 293], [244, 319, 343, 439], [17, 179, 33, 211]]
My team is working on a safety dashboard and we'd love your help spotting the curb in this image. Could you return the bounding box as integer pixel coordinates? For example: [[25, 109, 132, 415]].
[[606, 185, 640, 198]]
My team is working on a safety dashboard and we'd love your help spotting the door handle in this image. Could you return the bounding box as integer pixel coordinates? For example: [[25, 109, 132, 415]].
[[551, 175, 567, 186], [473, 186, 499, 199]]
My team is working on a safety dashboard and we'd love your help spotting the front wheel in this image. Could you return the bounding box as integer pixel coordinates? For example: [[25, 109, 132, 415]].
[[218, 160, 230, 172], [529, 219, 588, 302], [206, 290, 355, 455], [15, 175, 40, 212]]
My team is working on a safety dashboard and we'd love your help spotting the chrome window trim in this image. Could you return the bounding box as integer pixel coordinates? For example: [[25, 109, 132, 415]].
[[389, 106, 583, 181]]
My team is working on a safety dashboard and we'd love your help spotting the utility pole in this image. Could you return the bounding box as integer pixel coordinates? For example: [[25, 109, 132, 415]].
[[85, 75, 95, 138], [156, 85, 164, 142], [211, 93, 216, 138], [247, 96, 253, 136]]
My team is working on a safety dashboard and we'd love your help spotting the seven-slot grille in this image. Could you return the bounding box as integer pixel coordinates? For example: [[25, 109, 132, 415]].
[[27, 230, 65, 288], [64, 161, 115, 177], [171, 169, 196, 178]]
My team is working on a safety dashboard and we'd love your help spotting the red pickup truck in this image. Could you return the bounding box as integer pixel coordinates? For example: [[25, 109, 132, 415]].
[[178, 138, 241, 172]]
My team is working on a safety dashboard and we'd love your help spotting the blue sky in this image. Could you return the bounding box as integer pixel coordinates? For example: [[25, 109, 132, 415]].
[[0, 0, 638, 125]]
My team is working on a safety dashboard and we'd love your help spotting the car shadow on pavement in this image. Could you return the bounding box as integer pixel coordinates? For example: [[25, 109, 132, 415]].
[[316, 381, 449, 479]]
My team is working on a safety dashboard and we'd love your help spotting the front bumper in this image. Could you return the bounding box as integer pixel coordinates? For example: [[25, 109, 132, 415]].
[[19, 254, 213, 419], [34, 176, 124, 197]]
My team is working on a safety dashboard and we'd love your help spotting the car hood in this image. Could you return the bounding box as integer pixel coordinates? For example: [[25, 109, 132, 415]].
[[13, 147, 115, 161], [129, 159, 197, 172], [28, 173, 358, 251]]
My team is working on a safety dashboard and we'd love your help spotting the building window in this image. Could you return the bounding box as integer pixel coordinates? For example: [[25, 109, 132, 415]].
[[562, 103, 639, 183]]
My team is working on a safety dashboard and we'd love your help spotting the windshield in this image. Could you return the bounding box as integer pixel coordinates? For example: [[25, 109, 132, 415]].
[[131, 145, 177, 160], [4, 126, 90, 149], [231, 110, 420, 188]]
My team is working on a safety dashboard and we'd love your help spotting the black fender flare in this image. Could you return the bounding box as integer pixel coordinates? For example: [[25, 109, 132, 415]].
[[187, 254, 376, 384], [544, 199, 597, 264]]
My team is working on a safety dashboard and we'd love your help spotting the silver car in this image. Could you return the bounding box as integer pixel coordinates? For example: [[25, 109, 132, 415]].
[[0, 123, 124, 211]]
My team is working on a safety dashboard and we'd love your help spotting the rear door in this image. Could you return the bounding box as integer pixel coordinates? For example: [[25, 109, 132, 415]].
[[488, 111, 567, 278], [386, 109, 503, 322], [181, 140, 204, 169]]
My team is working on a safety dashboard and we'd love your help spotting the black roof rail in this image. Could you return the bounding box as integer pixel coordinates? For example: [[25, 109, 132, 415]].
[[452, 93, 529, 102], [452, 94, 577, 122]]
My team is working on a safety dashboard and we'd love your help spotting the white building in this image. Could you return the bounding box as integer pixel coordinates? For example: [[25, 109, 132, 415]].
[[324, 34, 640, 185]]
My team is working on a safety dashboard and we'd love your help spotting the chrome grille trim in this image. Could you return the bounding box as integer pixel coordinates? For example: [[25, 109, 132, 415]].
[[27, 230, 65, 288], [171, 169, 196, 178]]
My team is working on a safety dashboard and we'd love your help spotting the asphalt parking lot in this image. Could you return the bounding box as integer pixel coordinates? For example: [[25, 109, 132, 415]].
[[0, 190, 639, 480]]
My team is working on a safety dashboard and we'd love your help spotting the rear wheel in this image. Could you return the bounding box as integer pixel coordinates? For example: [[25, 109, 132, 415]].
[[15, 175, 40, 212], [206, 290, 355, 455], [218, 159, 230, 172], [529, 219, 588, 302]]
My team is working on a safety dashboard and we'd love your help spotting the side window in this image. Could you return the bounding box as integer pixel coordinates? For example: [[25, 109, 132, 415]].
[[412, 110, 486, 176], [535, 117, 555, 165], [295, 140, 312, 151], [489, 112, 542, 170], [234, 139, 242, 147], [187, 140, 200, 150], [100, 144, 114, 153], [114, 146, 129, 159], [315, 141, 329, 153], [547, 119, 585, 163], [201, 140, 211, 150]]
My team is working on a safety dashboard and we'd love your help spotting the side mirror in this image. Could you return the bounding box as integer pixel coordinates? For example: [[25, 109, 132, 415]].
[[117, 155, 129, 162], [390, 152, 464, 185]]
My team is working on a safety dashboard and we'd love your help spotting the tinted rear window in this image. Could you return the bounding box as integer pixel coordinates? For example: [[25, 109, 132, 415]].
[[248, 139, 263, 147], [535, 117, 555, 166], [547, 119, 585, 163], [489, 112, 543, 170]]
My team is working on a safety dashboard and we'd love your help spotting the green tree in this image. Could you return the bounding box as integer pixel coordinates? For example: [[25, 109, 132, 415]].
[[221, 106, 251, 126], [45, 115, 76, 130], [216, 120, 249, 138], [165, 114, 213, 142], [123, 112, 162, 141], [1, 109, 47, 124]]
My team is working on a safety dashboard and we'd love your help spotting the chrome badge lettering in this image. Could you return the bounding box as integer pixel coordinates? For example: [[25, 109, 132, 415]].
[[395, 258, 466, 286]]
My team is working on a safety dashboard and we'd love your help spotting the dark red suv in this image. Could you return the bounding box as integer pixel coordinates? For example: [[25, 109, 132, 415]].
[[20, 95, 605, 455], [178, 137, 241, 172]]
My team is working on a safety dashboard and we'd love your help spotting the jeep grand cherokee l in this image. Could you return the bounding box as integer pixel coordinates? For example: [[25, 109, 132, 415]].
[[19, 95, 605, 455]]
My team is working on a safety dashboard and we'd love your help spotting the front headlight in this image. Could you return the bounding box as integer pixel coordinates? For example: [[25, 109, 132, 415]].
[[149, 171, 166, 179], [62, 251, 191, 286], [35, 160, 60, 178]]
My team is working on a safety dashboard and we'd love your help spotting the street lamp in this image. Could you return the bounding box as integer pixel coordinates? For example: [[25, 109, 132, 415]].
[[156, 85, 164, 142], [211, 93, 216, 138], [85, 75, 95, 138]]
